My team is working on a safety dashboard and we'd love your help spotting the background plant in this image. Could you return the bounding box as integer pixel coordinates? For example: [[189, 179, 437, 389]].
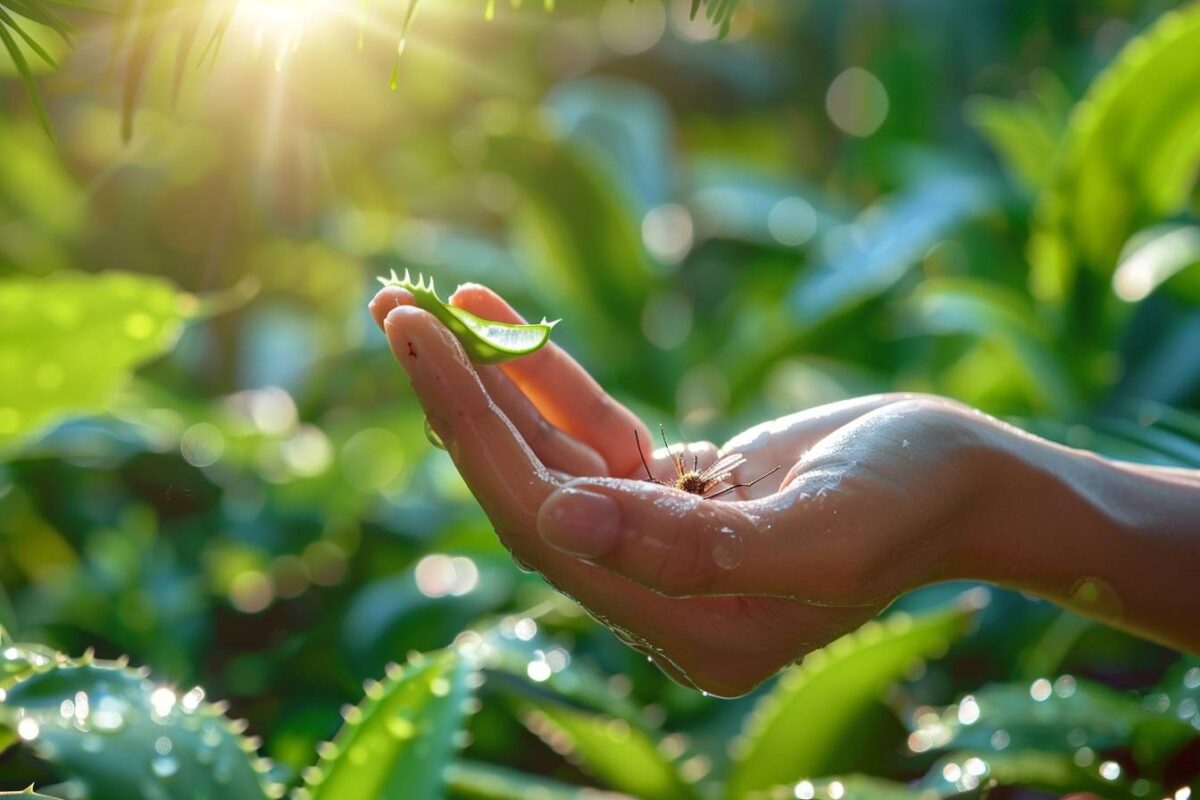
[[1, 0, 1199, 798]]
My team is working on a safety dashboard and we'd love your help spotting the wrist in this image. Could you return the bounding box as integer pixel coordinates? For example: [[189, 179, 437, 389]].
[[940, 420, 1118, 592], [947, 419, 1200, 650]]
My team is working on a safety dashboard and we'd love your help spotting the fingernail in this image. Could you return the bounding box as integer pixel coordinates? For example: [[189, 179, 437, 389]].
[[539, 487, 621, 558]]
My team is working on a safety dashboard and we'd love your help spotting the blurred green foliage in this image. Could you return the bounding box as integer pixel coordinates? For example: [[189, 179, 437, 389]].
[[1, 0, 1199, 798]]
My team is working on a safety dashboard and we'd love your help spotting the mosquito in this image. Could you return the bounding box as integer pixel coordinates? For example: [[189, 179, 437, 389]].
[[635, 426, 781, 500]]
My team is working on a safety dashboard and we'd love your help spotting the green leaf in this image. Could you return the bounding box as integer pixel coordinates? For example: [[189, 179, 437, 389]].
[[1159, 654, 1200, 708], [909, 678, 1197, 774], [521, 699, 696, 800], [0, 650, 270, 800], [786, 175, 997, 328], [486, 132, 653, 354], [901, 278, 1076, 413], [0, 18, 52, 135], [920, 751, 1133, 800], [764, 774, 944, 800], [1111, 224, 1200, 304], [304, 649, 476, 800], [689, 0, 741, 36], [0, 271, 197, 454], [964, 70, 1070, 195], [1030, 4, 1200, 300], [445, 760, 633, 800], [377, 270, 558, 364], [724, 601, 980, 800], [479, 628, 643, 723]]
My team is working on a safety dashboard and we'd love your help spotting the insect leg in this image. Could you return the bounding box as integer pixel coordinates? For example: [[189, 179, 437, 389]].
[[659, 424, 684, 476], [634, 429, 665, 484], [703, 466, 783, 500]]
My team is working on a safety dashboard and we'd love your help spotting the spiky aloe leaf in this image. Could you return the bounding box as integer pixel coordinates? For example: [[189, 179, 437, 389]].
[[521, 699, 696, 800], [724, 598, 982, 800], [0, 649, 270, 799], [923, 679, 1176, 751], [0, 641, 61, 686], [479, 628, 642, 722], [920, 751, 1133, 800], [377, 270, 559, 365], [912, 678, 1198, 775], [771, 775, 944, 800], [445, 760, 633, 800], [302, 649, 476, 800], [0, 790, 66, 798], [1159, 654, 1200, 709]]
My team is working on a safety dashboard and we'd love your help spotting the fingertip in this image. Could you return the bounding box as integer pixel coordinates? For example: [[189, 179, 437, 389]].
[[369, 286, 415, 332], [383, 304, 443, 365]]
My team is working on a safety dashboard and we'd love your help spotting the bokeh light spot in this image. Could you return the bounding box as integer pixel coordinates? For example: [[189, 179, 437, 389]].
[[600, 0, 667, 55], [826, 67, 889, 137]]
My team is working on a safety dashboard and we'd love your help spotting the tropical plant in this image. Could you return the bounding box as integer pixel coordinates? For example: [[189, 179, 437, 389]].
[[1, 0, 1199, 798]]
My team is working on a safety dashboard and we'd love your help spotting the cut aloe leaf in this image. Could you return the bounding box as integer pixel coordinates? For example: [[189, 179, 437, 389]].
[[377, 270, 558, 365]]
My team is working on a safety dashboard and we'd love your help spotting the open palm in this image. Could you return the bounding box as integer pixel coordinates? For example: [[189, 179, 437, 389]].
[[369, 284, 968, 695]]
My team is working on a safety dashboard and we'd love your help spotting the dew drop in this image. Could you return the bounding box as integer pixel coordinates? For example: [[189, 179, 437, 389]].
[[424, 417, 447, 450], [387, 716, 416, 739], [201, 727, 222, 748], [151, 755, 180, 778]]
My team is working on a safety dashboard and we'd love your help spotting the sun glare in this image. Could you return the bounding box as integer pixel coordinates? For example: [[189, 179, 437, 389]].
[[234, 0, 331, 69]]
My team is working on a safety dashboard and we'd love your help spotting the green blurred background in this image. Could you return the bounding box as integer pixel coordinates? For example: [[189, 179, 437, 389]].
[[1, 0, 1199, 798]]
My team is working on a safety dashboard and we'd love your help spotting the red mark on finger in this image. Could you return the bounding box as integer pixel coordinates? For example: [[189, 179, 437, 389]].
[[407, 341, 418, 358]]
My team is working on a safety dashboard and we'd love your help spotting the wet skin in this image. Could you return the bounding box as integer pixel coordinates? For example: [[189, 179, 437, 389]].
[[369, 283, 1200, 697]]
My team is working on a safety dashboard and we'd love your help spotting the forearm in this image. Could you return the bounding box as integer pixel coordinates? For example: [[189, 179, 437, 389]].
[[959, 428, 1200, 652]]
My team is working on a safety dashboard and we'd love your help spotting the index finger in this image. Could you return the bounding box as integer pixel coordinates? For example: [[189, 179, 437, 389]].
[[384, 305, 558, 523], [449, 283, 651, 477]]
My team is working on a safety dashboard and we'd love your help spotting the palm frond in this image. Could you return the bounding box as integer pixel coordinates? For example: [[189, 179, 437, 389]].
[[689, 0, 743, 36], [0, 0, 74, 135]]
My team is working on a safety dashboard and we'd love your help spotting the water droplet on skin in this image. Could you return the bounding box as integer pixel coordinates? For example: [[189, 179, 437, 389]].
[[424, 417, 447, 450], [712, 527, 744, 569], [151, 755, 180, 778]]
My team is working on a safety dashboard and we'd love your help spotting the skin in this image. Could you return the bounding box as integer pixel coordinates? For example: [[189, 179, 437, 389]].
[[368, 283, 1200, 698]]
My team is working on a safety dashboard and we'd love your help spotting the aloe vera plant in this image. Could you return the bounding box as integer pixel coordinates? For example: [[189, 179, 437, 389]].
[[0, 632, 274, 800], [300, 648, 478, 800], [377, 270, 559, 364]]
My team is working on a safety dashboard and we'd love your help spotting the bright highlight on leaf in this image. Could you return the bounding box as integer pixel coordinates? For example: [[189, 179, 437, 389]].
[[378, 269, 559, 364], [0, 271, 196, 454]]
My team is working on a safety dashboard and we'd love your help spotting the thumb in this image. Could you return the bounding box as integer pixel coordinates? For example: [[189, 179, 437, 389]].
[[536, 477, 796, 598]]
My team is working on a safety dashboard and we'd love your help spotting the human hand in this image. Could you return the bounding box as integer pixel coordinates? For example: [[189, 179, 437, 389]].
[[368, 283, 1010, 695]]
